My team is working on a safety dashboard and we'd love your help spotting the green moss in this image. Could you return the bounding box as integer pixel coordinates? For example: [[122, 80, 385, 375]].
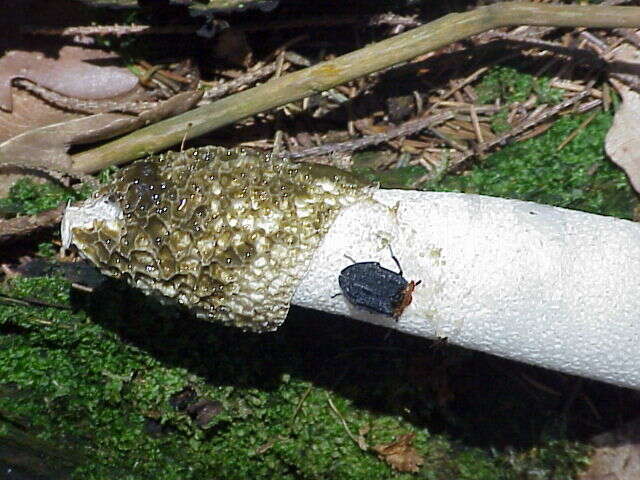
[[0, 178, 87, 217], [476, 66, 564, 106], [433, 110, 637, 219], [354, 165, 427, 189], [477, 66, 565, 137], [97, 165, 120, 185], [36, 242, 58, 258], [0, 277, 416, 478], [489, 109, 511, 134], [0, 276, 594, 479], [504, 438, 591, 479]]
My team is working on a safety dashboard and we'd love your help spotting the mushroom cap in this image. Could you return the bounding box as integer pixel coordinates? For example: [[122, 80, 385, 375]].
[[64, 146, 370, 332]]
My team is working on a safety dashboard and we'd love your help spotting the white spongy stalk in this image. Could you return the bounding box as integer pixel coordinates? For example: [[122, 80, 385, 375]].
[[61, 196, 123, 250], [293, 190, 640, 390]]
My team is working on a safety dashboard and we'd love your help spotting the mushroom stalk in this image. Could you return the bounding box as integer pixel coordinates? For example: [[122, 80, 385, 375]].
[[294, 189, 640, 390], [62, 149, 640, 390]]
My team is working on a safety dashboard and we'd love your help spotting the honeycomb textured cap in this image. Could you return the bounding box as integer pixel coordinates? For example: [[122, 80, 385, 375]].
[[67, 146, 371, 332]]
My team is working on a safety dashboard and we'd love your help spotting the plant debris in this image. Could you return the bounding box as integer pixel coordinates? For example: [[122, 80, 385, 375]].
[[75, 0, 279, 14], [605, 42, 640, 194], [579, 417, 640, 480], [605, 84, 640, 192], [0, 38, 201, 195], [0, 90, 202, 177], [372, 433, 424, 473], [0, 47, 139, 112]]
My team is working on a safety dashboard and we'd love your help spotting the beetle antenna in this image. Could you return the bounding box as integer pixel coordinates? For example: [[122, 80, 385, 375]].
[[343, 254, 357, 264], [388, 245, 402, 275]]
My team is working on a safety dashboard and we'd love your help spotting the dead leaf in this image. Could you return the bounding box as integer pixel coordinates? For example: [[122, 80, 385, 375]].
[[0, 204, 65, 245], [609, 42, 640, 86], [0, 66, 152, 194], [0, 91, 203, 174], [0, 88, 82, 144], [0, 47, 139, 112], [0, 45, 153, 194], [356, 425, 370, 451], [0, 46, 186, 144], [605, 42, 640, 194], [0, 87, 84, 195], [605, 85, 640, 193], [372, 433, 424, 473], [579, 417, 640, 480], [212, 28, 253, 68]]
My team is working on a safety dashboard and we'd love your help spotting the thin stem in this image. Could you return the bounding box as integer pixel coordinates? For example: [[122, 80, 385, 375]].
[[280, 111, 454, 159], [71, 3, 640, 173]]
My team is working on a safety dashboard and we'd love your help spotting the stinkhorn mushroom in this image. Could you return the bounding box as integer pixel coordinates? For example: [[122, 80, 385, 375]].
[[63, 147, 640, 390]]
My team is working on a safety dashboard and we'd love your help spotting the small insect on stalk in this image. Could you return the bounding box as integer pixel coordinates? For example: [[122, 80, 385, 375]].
[[337, 247, 421, 321]]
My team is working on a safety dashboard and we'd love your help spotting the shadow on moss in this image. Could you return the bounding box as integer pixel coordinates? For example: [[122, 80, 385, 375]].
[[85, 279, 638, 445], [0, 268, 633, 478]]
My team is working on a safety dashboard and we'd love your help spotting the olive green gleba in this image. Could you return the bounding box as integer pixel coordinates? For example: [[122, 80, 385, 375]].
[[65, 147, 371, 332]]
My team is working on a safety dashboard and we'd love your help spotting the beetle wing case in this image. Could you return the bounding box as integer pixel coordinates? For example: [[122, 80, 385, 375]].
[[338, 262, 408, 317]]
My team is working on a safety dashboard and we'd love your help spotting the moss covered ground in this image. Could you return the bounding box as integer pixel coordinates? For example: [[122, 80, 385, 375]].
[[0, 276, 596, 479], [0, 66, 637, 479]]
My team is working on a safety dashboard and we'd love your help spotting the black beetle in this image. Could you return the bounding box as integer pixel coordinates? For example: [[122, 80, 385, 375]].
[[337, 248, 421, 320]]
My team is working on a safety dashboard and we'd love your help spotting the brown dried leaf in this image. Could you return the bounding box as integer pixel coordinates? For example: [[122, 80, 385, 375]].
[[0, 88, 84, 196], [605, 42, 640, 194], [0, 84, 143, 195], [212, 28, 253, 68], [605, 86, 640, 193], [0, 91, 203, 174], [0, 89, 81, 144], [579, 417, 640, 480], [0, 47, 139, 112], [609, 42, 640, 87], [372, 433, 424, 473], [0, 46, 148, 194], [356, 425, 370, 451]]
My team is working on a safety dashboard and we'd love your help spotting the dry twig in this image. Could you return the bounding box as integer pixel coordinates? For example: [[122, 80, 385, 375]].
[[0, 204, 66, 245], [201, 63, 280, 102], [281, 111, 454, 159], [14, 79, 159, 114], [447, 87, 594, 172]]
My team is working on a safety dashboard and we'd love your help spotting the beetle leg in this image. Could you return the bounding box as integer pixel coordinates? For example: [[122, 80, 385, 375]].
[[388, 245, 403, 276]]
